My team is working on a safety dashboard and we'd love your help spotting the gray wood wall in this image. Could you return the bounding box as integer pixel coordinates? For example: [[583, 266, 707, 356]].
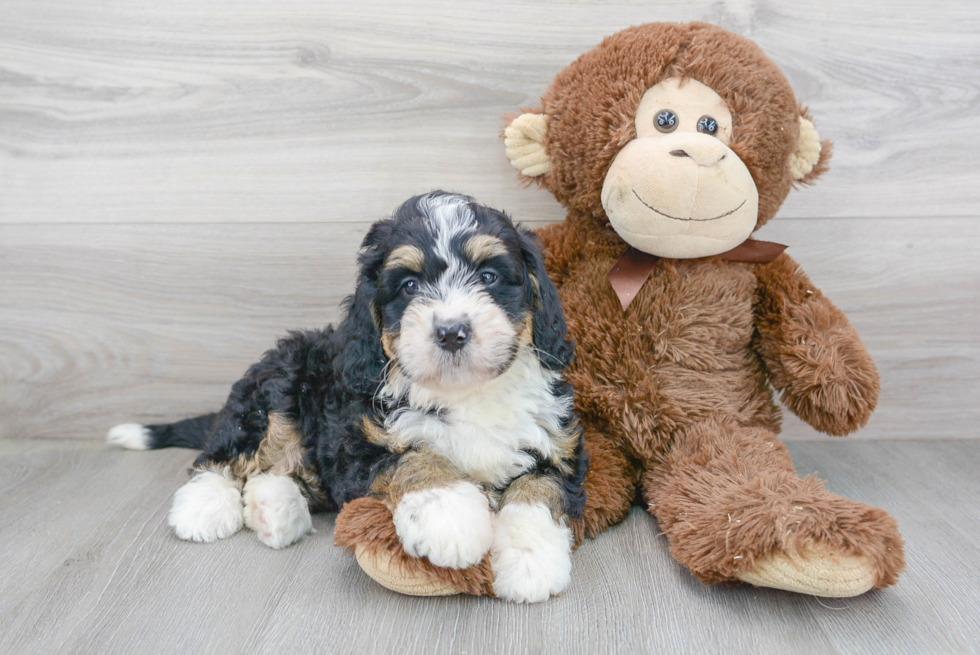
[[2, 0, 978, 441]]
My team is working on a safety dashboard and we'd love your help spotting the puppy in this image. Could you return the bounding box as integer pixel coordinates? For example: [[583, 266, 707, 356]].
[[108, 191, 587, 603]]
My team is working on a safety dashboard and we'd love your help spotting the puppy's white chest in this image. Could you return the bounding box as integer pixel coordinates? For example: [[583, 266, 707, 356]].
[[404, 410, 547, 485], [385, 354, 566, 486]]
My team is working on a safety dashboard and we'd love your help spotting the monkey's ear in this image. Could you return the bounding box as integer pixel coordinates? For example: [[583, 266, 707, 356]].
[[504, 113, 551, 177], [790, 110, 832, 184]]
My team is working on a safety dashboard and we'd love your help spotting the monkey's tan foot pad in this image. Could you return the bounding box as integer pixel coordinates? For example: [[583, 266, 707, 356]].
[[334, 496, 495, 598], [737, 542, 877, 597], [354, 544, 461, 596]]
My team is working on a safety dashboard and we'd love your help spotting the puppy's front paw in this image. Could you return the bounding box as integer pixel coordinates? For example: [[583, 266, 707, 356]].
[[393, 482, 493, 569], [491, 503, 572, 603], [243, 474, 314, 549], [169, 470, 244, 543]]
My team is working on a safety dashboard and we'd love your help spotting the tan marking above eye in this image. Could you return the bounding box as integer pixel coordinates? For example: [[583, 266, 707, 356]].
[[384, 245, 425, 272], [463, 234, 508, 263]]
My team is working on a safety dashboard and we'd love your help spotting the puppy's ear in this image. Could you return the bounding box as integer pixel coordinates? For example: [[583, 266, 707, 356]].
[[339, 219, 394, 394], [358, 218, 396, 266], [520, 228, 574, 371]]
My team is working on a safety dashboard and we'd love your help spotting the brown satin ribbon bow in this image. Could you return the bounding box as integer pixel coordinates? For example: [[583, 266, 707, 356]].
[[606, 239, 788, 311]]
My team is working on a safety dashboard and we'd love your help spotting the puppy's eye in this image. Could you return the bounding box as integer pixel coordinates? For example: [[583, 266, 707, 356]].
[[655, 109, 678, 133], [480, 271, 498, 285], [697, 115, 719, 136], [401, 279, 420, 295]]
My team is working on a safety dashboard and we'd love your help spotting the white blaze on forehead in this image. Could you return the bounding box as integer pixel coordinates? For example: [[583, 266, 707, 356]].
[[416, 193, 477, 264]]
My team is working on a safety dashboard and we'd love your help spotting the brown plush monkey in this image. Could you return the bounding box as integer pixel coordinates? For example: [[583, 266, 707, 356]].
[[501, 22, 905, 596], [337, 22, 905, 598]]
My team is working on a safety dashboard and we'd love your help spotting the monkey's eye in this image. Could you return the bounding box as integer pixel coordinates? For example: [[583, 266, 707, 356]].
[[480, 270, 498, 285], [697, 115, 719, 136], [655, 109, 678, 133], [401, 278, 420, 295]]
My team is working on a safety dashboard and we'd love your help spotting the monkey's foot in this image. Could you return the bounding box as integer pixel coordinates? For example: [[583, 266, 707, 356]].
[[334, 496, 494, 597], [737, 540, 876, 597], [353, 543, 462, 596]]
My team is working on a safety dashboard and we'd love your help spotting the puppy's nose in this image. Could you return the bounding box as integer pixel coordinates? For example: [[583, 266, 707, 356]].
[[434, 321, 471, 353]]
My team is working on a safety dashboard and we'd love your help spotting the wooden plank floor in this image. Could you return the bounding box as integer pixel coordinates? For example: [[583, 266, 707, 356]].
[[1, 438, 978, 655]]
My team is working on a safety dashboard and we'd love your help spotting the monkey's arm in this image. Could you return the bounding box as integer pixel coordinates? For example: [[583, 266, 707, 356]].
[[753, 254, 879, 436]]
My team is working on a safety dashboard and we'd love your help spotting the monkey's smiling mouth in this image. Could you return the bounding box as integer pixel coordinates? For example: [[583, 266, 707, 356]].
[[632, 189, 746, 222]]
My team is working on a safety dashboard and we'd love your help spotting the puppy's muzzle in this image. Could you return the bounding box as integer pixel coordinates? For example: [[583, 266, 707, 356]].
[[434, 320, 471, 354]]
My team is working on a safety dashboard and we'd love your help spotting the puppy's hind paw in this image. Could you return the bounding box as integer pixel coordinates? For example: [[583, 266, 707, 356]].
[[243, 474, 314, 550], [169, 470, 244, 543], [491, 503, 572, 603], [393, 482, 493, 569]]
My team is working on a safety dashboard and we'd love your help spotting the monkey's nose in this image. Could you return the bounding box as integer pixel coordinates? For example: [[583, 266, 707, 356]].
[[434, 321, 471, 353], [663, 134, 728, 168]]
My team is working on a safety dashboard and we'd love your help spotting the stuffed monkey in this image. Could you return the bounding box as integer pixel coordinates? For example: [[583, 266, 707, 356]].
[[502, 22, 904, 596]]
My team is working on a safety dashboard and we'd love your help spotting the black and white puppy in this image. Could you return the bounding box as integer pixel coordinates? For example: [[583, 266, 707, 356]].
[[107, 192, 587, 603]]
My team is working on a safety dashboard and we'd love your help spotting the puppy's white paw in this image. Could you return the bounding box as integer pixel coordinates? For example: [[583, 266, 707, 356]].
[[393, 482, 493, 569], [243, 474, 313, 549], [491, 503, 573, 603], [169, 470, 244, 542], [107, 423, 151, 450]]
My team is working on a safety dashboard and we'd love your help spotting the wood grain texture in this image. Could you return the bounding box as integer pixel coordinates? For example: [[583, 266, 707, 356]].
[[1, 0, 979, 226], [0, 438, 978, 655], [2, 217, 976, 441]]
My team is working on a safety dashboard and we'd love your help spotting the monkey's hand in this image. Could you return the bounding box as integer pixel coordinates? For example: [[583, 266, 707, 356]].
[[754, 254, 879, 436]]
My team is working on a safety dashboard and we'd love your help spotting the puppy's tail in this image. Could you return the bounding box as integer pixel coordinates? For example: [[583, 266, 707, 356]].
[[106, 414, 216, 451]]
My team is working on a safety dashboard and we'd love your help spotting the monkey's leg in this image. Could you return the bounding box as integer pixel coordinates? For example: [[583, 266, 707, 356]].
[[642, 419, 904, 596], [334, 450, 495, 598], [334, 495, 495, 597], [580, 425, 640, 540]]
